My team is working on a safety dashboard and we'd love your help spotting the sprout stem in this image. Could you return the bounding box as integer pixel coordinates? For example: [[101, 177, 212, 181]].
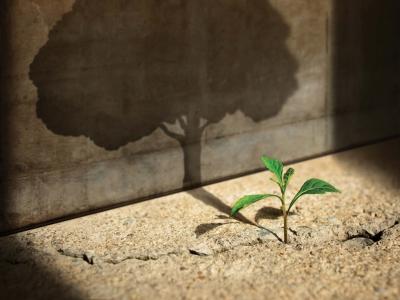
[[281, 194, 288, 243], [283, 208, 288, 243]]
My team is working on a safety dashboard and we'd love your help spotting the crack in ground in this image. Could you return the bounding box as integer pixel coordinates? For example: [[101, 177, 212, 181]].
[[56, 236, 270, 264], [188, 249, 208, 256], [103, 251, 182, 264], [57, 249, 94, 265], [345, 219, 399, 243], [56, 247, 183, 265], [188, 236, 269, 257], [55, 219, 400, 265]]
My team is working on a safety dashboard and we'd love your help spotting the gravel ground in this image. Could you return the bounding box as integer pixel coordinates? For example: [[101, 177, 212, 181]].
[[1, 139, 400, 300]]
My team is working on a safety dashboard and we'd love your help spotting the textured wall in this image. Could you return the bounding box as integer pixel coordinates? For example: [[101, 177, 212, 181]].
[[1, 0, 399, 232], [330, 0, 400, 148]]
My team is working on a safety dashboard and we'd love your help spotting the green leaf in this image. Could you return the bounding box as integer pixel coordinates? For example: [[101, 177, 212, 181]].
[[283, 167, 295, 192], [261, 156, 283, 186], [231, 194, 281, 216], [288, 178, 340, 212]]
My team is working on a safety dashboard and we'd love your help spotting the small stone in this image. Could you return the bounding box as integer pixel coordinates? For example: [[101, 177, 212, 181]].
[[344, 237, 374, 250], [188, 243, 213, 256]]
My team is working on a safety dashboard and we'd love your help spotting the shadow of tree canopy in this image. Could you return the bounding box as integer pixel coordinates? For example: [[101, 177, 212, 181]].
[[30, 0, 298, 187]]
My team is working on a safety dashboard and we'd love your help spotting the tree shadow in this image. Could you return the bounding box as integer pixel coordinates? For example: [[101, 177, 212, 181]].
[[30, 0, 298, 188], [331, 0, 400, 179]]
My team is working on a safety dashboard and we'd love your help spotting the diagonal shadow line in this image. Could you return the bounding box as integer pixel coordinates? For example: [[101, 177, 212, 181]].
[[195, 221, 237, 237], [254, 206, 296, 223], [188, 187, 282, 242]]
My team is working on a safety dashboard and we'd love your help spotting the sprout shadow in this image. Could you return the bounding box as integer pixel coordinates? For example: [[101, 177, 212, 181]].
[[188, 188, 254, 226], [254, 206, 295, 223], [195, 221, 237, 238], [190, 188, 282, 241]]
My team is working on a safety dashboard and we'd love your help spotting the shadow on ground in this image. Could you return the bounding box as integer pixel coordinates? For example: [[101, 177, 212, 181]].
[[255, 207, 295, 223], [188, 188, 255, 226], [0, 236, 83, 299], [189, 188, 282, 241]]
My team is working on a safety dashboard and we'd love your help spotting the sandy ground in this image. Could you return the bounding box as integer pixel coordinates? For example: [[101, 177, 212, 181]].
[[1, 139, 400, 300]]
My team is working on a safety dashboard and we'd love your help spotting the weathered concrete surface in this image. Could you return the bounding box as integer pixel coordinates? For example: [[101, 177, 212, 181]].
[[1, 0, 400, 232], [1, 139, 400, 299]]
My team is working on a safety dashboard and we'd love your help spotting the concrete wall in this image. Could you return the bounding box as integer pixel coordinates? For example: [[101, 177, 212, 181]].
[[1, 0, 399, 232]]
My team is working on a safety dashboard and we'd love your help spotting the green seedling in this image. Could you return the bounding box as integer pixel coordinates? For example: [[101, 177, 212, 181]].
[[231, 156, 340, 243]]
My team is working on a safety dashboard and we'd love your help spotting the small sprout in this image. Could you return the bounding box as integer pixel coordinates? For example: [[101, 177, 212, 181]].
[[231, 156, 340, 243]]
